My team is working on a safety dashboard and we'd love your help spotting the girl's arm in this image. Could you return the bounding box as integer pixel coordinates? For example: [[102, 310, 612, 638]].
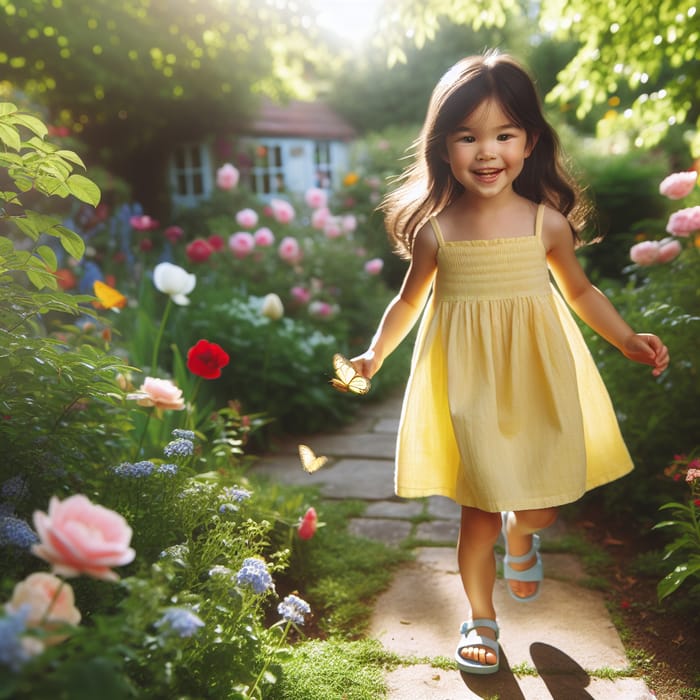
[[351, 223, 438, 378], [543, 208, 669, 376]]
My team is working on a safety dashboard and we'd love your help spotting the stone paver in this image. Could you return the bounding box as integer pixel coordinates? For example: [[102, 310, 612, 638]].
[[253, 393, 654, 699]]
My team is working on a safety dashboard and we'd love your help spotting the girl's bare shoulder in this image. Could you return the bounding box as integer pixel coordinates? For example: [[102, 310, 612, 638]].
[[541, 205, 574, 251]]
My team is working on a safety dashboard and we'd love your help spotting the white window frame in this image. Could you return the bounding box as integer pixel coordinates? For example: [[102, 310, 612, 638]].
[[169, 143, 212, 208], [247, 139, 288, 196]]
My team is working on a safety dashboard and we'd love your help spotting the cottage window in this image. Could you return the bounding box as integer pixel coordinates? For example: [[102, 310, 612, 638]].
[[249, 141, 286, 195], [314, 141, 333, 189], [170, 143, 212, 206]]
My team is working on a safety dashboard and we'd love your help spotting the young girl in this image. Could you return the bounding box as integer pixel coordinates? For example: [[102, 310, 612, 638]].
[[350, 52, 669, 675]]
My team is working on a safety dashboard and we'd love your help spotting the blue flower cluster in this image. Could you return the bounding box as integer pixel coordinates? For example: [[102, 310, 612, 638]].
[[112, 461, 155, 478], [0, 606, 34, 671], [0, 476, 26, 501], [157, 463, 178, 477], [163, 438, 193, 458], [0, 517, 39, 549], [277, 594, 311, 625], [172, 429, 195, 440], [223, 486, 252, 503], [155, 607, 205, 638], [235, 557, 273, 594]]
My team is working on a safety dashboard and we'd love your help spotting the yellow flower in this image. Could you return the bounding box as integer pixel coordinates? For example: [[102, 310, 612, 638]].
[[343, 172, 359, 187]]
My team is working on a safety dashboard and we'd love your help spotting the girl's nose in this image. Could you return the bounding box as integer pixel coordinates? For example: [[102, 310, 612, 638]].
[[476, 150, 496, 161]]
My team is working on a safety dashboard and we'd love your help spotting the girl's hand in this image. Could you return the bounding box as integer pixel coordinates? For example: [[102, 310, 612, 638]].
[[350, 350, 382, 380], [621, 333, 670, 376]]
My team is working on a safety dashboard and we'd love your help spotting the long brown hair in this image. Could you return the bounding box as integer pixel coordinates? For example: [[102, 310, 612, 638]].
[[381, 51, 591, 257]]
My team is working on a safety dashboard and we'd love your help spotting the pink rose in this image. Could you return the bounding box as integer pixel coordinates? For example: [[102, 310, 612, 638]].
[[270, 198, 295, 224], [216, 163, 240, 190], [7, 572, 81, 644], [304, 187, 328, 210], [364, 258, 384, 275], [32, 495, 135, 581], [629, 240, 660, 265], [185, 238, 214, 263], [298, 507, 318, 540], [666, 206, 700, 237], [311, 207, 331, 230], [164, 225, 184, 243], [659, 171, 698, 199], [228, 231, 256, 258], [324, 217, 344, 239], [128, 377, 185, 410], [341, 214, 357, 233], [278, 236, 302, 264], [657, 238, 682, 263], [253, 227, 275, 247], [291, 286, 311, 304], [208, 234, 225, 251], [130, 215, 159, 231], [235, 208, 259, 228], [309, 300, 336, 319]]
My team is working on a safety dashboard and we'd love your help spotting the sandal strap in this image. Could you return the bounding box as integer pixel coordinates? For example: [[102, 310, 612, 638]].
[[459, 618, 499, 639], [505, 533, 541, 564]]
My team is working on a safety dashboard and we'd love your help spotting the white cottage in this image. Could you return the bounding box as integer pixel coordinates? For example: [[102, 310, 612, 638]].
[[169, 100, 357, 209]]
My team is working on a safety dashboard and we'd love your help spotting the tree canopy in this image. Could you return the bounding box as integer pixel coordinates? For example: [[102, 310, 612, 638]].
[[373, 0, 699, 155]]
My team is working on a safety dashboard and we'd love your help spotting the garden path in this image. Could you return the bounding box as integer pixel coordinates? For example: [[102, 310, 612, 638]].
[[254, 392, 656, 700]]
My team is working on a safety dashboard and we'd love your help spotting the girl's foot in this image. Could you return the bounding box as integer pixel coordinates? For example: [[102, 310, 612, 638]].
[[455, 619, 500, 674], [502, 512, 543, 601]]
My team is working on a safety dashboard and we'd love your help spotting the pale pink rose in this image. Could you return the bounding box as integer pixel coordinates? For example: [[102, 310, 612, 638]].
[[291, 286, 311, 304], [364, 258, 384, 275], [7, 572, 81, 644], [270, 198, 295, 224], [235, 208, 259, 228], [216, 163, 240, 190], [629, 240, 660, 265], [659, 171, 698, 199], [297, 507, 317, 540], [311, 207, 331, 230], [304, 187, 328, 210], [228, 231, 256, 258], [278, 236, 302, 264], [253, 227, 275, 247], [128, 377, 185, 410], [657, 237, 682, 263], [308, 300, 337, 319], [32, 495, 135, 581], [323, 217, 344, 239], [666, 206, 700, 237], [341, 214, 357, 233]]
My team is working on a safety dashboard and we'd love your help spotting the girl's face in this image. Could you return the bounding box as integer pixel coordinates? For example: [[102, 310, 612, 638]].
[[443, 98, 535, 202]]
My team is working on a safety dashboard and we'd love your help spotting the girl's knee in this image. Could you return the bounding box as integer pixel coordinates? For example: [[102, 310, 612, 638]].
[[513, 506, 558, 531], [460, 507, 502, 545]]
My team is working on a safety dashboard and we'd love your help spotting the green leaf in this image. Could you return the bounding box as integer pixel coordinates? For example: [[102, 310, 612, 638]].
[[54, 225, 86, 260], [657, 560, 700, 601], [0, 122, 20, 151], [56, 149, 86, 169], [9, 113, 48, 138], [12, 216, 42, 241], [37, 244, 58, 271], [0, 103, 18, 116], [66, 174, 100, 206], [26, 267, 57, 290]]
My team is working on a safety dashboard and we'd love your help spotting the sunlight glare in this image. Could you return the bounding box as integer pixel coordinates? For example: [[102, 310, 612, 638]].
[[314, 0, 382, 44]]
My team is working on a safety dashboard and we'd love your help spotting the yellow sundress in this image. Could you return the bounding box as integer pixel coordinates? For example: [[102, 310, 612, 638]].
[[395, 204, 633, 512]]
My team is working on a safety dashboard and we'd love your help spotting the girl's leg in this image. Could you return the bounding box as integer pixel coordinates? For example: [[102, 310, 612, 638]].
[[504, 507, 558, 599], [456, 506, 502, 665]]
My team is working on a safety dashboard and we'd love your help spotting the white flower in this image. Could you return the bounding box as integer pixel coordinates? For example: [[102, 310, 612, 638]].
[[153, 262, 196, 306], [261, 293, 284, 320]]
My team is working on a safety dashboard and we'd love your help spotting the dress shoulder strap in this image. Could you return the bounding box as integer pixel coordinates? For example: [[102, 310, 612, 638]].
[[428, 216, 445, 246], [534, 203, 545, 238]]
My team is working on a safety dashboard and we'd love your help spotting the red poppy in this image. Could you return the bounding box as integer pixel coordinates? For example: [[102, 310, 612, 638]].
[[185, 238, 214, 263], [186, 339, 230, 379]]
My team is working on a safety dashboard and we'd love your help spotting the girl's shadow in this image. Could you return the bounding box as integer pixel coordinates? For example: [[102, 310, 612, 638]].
[[461, 643, 592, 699]]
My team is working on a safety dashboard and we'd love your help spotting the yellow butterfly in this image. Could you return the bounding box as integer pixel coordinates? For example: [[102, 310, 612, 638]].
[[298, 444, 328, 474], [93, 280, 127, 310], [330, 353, 371, 395]]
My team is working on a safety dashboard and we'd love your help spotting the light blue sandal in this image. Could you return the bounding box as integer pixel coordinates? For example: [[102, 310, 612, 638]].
[[501, 511, 543, 603], [455, 618, 500, 675]]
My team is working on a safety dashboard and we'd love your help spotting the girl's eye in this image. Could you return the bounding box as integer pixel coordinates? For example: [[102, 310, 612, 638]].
[[497, 133, 514, 141], [460, 135, 476, 143]]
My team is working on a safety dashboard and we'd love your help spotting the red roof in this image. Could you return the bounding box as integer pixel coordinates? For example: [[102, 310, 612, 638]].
[[249, 100, 356, 141]]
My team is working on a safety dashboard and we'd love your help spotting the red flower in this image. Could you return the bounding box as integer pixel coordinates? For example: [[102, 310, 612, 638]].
[[298, 507, 318, 540], [208, 234, 225, 251], [186, 339, 229, 379], [164, 225, 185, 243], [185, 238, 214, 263]]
